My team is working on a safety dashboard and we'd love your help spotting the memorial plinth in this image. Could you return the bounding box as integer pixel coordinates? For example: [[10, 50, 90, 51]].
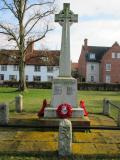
[[44, 3, 84, 118]]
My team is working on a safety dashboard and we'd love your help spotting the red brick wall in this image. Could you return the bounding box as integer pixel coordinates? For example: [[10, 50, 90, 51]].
[[78, 46, 87, 80], [101, 43, 120, 83]]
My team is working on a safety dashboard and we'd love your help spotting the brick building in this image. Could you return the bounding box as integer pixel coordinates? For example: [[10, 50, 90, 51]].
[[78, 39, 120, 83]]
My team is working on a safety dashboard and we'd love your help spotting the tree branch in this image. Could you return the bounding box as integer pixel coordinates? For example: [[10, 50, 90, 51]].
[[26, 0, 55, 11], [1, 0, 18, 18], [0, 24, 19, 48], [24, 9, 54, 37], [25, 25, 53, 54]]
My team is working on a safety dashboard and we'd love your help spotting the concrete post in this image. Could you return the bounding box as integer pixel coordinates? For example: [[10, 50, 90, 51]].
[[58, 119, 72, 156], [0, 103, 9, 124], [15, 95, 23, 112], [117, 111, 120, 127], [103, 99, 110, 116]]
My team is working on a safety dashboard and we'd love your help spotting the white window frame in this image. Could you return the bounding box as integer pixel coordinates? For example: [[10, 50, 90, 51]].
[[112, 52, 116, 58], [33, 76, 41, 82], [9, 75, 17, 81], [0, 74, 4, 80], [90, 53, 95, 59], [13, 65, 19, 71], [34, 65, 41, 72], [106, 64, 111, 71], [26, 75, 28, 81], [1, 65, 7, 71], [91, 64, 95, 71], [47, 66, 53, 72], [117, 53, 120, 58], [91, 76, 94, 82], [106, 75, 111, 83]]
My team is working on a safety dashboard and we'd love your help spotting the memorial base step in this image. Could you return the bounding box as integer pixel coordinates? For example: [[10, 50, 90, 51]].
[[44, 107, 84, 118], [38, 117, 90, 128]]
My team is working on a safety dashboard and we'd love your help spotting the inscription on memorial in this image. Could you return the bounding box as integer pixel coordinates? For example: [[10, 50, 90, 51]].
[[67, 87, 73, 95], [54, 86, 62, 95]]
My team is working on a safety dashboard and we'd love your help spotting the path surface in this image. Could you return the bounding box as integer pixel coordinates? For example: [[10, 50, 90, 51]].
[[0, 113, 120, 158]]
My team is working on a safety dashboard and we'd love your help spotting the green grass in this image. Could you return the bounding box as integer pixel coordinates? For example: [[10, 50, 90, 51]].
[[0, 87, 120, 160], [0, 87, 120, 115]]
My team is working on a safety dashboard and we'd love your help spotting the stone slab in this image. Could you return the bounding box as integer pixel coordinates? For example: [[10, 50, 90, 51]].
[[38, 117, 90, 128], [44, 107, 84, 118]]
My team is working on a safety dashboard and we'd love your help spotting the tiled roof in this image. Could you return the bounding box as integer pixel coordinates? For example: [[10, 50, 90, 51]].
[[85, 46, 110, 62], [71, 62, 78, 69], [0, 49, 60, 66]]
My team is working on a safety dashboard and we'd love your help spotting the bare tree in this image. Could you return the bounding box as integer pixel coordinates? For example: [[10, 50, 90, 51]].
[[0, 0, 55, 91]]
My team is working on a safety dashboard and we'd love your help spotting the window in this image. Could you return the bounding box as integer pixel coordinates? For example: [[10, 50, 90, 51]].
[[34, 65, 41, 72], [9, 75, 17, 81], [91, 76, 94, 82], [106, 64, 111, 71], [26, 75, 28, 81], [106, 75, 111, 83], [90, 53, 95, 59], [33, 76, 41, 82], [112, 52, 120, 58], [91, 64, 95, 71], [0, 74, 4, 80], [112, 52, 116, 58], [13, 65, 19, 71], [1, 65, 7, 71], [117, 53, 120, 58], [47, 66, 53, 72], [48, 76, 53, 81]]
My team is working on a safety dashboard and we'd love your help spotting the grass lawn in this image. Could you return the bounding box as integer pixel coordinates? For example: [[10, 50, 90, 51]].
[[0, 87, 120, 114]]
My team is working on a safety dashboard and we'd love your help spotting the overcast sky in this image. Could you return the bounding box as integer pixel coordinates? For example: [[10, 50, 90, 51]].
[[0, 0, 120, 62]]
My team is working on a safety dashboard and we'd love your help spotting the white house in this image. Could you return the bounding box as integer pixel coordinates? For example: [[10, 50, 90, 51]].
[[0, 43, 60, 82]]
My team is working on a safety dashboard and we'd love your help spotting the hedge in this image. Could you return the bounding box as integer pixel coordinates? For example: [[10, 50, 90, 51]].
[[77, 82, 120, 91], [0, 81, 120, 91]]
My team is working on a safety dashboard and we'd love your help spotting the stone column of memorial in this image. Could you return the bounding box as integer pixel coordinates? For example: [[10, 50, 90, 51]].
[[44, 3, 84, 118]]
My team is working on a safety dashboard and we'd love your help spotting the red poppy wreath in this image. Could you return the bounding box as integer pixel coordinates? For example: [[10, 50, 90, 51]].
[[56, 103, 73, 118]]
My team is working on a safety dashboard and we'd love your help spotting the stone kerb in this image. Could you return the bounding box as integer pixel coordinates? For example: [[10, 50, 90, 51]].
[[58, 119, 72, 156], [0, 103, 9, 125]]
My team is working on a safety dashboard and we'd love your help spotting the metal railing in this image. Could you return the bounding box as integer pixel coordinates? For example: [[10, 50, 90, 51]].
[[103, 99, 120, 127]]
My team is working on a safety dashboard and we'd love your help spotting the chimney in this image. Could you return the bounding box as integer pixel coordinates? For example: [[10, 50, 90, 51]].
[[27, 39, 34, 53], [84, 38, 88, 47]]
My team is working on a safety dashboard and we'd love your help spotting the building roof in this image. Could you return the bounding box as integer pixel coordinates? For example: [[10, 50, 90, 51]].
[[0, 49, 60, 66], [85, 46, 110, 62], [71, 62, 78, 70]]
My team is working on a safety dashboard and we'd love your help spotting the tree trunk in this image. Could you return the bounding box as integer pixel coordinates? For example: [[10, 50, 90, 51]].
[[19, 52, 26, 91], [18, 0, 26, 91], [18, 0, 25, 91]]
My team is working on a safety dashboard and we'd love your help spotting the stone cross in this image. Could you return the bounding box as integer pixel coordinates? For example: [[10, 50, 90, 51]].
[[55, 3, 78, 77]]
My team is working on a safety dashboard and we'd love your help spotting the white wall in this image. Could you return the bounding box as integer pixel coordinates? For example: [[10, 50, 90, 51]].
[[0, 65, 59, 82], [0, 65, 19, 81], [86, 62, 100, 82]]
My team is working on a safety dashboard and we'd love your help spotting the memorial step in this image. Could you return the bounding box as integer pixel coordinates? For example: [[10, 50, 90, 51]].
[[44, 107, 84, 118]]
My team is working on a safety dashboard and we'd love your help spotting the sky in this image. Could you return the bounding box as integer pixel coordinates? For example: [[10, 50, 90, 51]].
[[0, 0, 120, 62]]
